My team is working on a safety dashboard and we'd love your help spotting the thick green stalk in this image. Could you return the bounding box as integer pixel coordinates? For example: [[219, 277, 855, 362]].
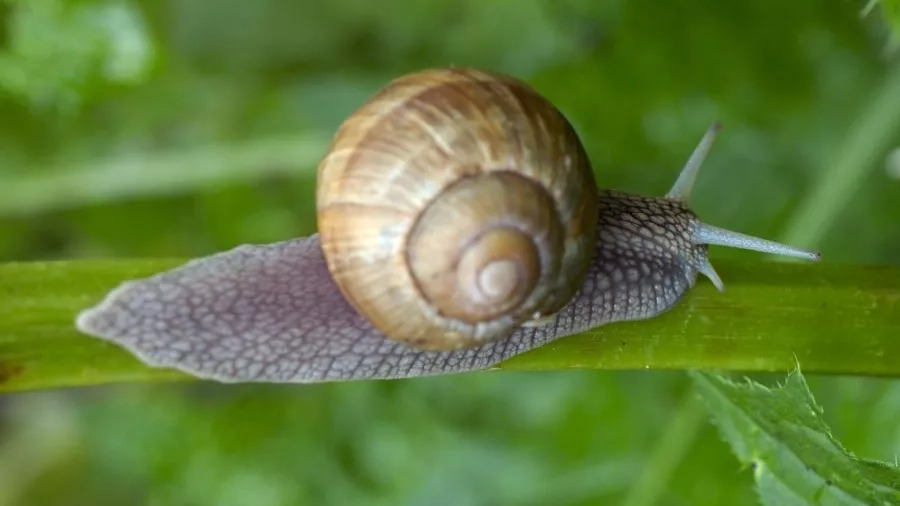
[[0, 259, 897, 393], [498, 261, 899, 375]]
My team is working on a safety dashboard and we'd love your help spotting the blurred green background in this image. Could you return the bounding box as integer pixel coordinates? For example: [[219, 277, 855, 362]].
[[1, 0, 899, 504]]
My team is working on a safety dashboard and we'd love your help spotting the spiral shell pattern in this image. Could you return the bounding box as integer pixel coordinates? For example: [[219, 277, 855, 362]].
[[316, 67, 599, 350]]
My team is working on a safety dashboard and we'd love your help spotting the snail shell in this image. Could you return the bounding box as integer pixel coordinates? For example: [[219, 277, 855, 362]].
[[316, 68, 599, 351]]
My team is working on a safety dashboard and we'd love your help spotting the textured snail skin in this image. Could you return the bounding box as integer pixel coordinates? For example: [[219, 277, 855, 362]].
[[74, 189, 706, 384]]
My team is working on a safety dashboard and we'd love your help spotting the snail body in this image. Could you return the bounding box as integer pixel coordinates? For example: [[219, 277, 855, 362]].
[[74, 67, 821, 384]]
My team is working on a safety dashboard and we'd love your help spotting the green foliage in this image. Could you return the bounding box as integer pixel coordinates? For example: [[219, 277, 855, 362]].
[[875, 0, 900, 54], [0, 0, 153, 112], [0, 0, 899, 505], [692, 370, 900, 505], [1, 258, 898, 393]]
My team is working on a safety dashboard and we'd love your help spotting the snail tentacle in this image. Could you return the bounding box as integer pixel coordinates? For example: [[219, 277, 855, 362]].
[[665, 122, 820, 292], [665, 121, 721, 201]]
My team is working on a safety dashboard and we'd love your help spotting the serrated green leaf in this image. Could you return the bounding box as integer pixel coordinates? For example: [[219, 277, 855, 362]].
[[691, 370, 900, 506]]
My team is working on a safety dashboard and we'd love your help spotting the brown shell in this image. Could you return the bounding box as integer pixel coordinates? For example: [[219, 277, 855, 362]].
[[316, 67, 599, 351]]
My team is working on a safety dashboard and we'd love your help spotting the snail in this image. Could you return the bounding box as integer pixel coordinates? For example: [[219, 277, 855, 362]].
[[75, 67, 820, 384]]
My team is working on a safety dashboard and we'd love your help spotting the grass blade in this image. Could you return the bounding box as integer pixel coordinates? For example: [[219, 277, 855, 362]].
[[0, 259, 897, 393], [500, 261, 900, 377]]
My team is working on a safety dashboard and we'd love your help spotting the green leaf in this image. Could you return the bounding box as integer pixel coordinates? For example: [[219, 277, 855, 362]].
[[691, 370, 900, 505], [0, 258, 898, 393]]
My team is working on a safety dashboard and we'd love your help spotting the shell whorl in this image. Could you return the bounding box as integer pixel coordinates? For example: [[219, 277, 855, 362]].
[[316, 67, 599, 350]]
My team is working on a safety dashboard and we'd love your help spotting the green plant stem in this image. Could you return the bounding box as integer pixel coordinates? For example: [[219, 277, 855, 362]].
[[498, 261, 899, 376], [0, 133, 330, 217], [0, 259, 897, 393], [783, 63, 900, 247], [620, 394, 709, 506]]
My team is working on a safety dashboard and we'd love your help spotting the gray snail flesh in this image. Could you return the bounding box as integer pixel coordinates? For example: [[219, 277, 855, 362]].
[[75, 68, 820, 384]]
